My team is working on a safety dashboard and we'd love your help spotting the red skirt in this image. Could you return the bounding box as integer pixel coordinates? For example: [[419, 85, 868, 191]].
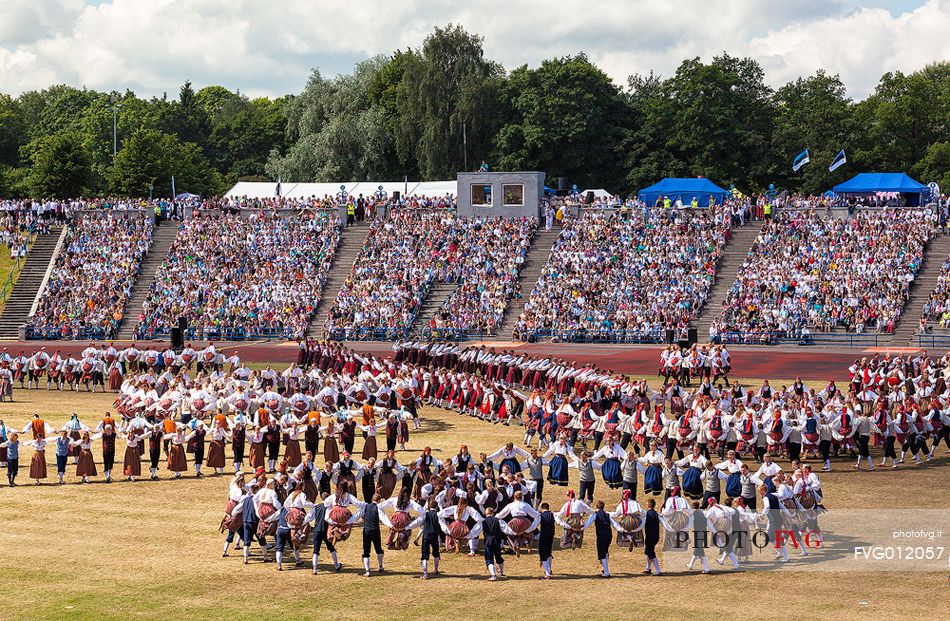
[[257, 502, 278, 538], [361, 436, 377, 461], [376, 472, 397, 498], [206, 439, 226, 468], [249, 443, 265, 469], [123, 445, 142, 476], [76, 449, 97, 477], [30, 451, 47, 479], [323, 437, 339, 464], [167, 444, 188, 472], [109, 368, 123, 391], [284, 439, 302, 468]]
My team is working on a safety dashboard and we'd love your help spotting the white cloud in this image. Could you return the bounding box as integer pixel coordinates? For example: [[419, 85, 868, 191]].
[[0, 0, 946, 99]]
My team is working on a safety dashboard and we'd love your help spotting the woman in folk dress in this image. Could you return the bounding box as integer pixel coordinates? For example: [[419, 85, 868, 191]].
[[122, 428, 148, 481], [206, 418, 231, 475], [73, 431, 101, 483], [164, 426, 192, 478], [24, 437, 49, 484]]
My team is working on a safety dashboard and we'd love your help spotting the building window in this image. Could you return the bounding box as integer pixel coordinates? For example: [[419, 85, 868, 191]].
[[503, 184, 524, 206], [471, 184, 492, 206]]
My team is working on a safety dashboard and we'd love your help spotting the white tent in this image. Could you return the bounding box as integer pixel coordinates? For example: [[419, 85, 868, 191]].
[[582, 188, 614, 199], [224, 180, 457, 199]]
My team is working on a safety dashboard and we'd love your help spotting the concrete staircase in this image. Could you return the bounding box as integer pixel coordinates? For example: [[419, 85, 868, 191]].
[[693, 221, 763, 340], [116, 223, 181, 339], [889, 233, 950, 345], [410, 281, 459, 336], [306, 221, 372, 337], [493, 228, 562, 340], [0, 226, 64, 338]]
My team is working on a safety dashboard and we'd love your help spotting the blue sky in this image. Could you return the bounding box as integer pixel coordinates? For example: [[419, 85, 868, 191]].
[[1, 0, 947, 99]]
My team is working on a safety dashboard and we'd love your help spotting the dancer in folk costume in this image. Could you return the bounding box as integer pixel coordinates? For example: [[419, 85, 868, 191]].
[[611, 489, 646, 551], [542, 433, 575, 487], [221, 472, 248, 556], [660, 487, 693, 552], [72, 431, 101, 483], [638, 440, 666, 496], [555, 489, 593, 549], [122, 427, 147, 481], [206, 418, 230, 475], [439, 496, 484, 555], [306, 491, 343, 574], [355, 494, 394, 576], [585, 500, 622, 578], [164, 425, 191, 478], [23, 437, 49, 484], [382, 487, 423, 550], [494, 490, 541, 556], [325, 481, 366, 544], [642, 498, 662, 575]]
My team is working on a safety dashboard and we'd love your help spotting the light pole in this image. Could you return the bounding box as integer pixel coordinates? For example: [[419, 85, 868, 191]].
[[112, 103, 123, 157]]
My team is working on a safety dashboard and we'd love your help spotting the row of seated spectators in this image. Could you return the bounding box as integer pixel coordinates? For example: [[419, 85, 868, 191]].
[[713, 209, 934, 338], [206, 193, 457, 211], [512, 208, 731, 341], [324, 212, 534, 339], [134, 210, 340, 340], [28, 213, 152, 339], [921, 254, 950, 330]]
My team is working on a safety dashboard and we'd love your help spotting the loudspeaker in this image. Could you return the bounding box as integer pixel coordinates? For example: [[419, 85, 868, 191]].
[[586, 191, 594, 204], [678, 338, 691, 350], [170, 327, 184, 350], [393, 191, 400, 201], [687, 328, 698, 346], [558, 177, 568, 191], [177, 316, 188, 331], [665, 329, 675, 344]]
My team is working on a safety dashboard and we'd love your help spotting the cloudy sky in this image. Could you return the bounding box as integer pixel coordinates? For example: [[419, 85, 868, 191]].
[[1, 0, 948, 100]]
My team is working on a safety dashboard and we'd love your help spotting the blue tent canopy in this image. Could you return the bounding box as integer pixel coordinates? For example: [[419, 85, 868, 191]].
[[638, 177, 730, 206], [832, 172, 927, 195]]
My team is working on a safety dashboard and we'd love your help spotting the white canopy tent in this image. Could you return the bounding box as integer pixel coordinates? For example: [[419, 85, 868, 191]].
[[224, 180, 457, 199]]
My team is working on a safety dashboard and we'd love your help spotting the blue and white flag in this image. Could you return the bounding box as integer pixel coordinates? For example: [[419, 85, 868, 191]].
[[171, 175, 176, 199], [828, 149, 847, 172], [792, 149, 810, 172]]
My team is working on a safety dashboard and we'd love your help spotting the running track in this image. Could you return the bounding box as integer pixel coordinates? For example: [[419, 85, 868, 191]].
[[1, 340, 929, 381]]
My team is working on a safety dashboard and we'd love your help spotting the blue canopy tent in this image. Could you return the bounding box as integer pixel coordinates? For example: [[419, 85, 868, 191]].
[[831, 173, 928, 206], [638, 177, 730, 206]]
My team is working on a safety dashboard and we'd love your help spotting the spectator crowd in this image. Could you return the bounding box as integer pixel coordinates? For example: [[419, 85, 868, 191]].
[[28, 213, 153, 339], [135, 211, 340, 340], [512, 208, 731, 341], [325, 212, 535, 339], [713, 209, 935, 339]]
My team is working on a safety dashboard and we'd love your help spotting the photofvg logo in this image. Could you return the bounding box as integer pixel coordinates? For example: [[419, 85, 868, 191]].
[[660, 509, 949, 572]]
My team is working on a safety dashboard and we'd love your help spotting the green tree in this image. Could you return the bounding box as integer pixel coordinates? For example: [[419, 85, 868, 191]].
[[0, 94, 27, 167], [110, 127, 222, 197], [21, 132, 92, 198], [494, 54, 629, 190], [397, 24, 505, 179], [770, 71, 852, 193], [916, 142, 950, 194]]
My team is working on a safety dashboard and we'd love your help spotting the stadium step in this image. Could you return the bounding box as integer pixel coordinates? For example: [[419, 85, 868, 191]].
[[410, 281, 460, 336], [889, 232, 950, 345], [0, 225, 65, 338], [306, 221, 373, 338], [115, 222, 182, 340], [692, 220, 764, 340], [491, 228, 563, 340]]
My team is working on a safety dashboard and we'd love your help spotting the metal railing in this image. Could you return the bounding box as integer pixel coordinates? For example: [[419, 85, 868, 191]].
[[135, 325, 297, 341], [0, 255, 26, 306], [915, 333, 950, 349]]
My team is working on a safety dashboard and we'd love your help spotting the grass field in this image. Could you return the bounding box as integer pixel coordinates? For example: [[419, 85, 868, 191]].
[[0, 380, 948, 621]]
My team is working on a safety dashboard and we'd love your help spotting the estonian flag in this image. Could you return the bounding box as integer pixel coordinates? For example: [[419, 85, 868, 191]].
[[828, 149, 847, 172], [792, 149, 810, 172], [275, 178, 282, 197]]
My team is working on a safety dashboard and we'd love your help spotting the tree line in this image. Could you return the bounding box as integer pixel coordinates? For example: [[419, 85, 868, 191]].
[[1, 24, 948, 200]]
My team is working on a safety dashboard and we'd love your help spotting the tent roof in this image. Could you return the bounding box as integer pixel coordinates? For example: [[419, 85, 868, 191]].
[[832, 173, 927, 194], [224, 180, 457, 199], [638, 177, 729, 201]]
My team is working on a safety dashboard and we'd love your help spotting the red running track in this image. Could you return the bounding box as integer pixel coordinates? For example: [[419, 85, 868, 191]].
[[1, 340, 927, 381]]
